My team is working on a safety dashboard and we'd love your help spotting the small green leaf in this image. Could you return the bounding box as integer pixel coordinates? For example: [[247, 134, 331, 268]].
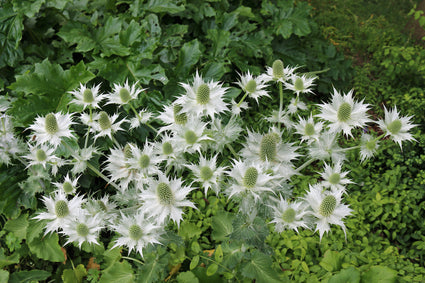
[[214, 245, 223, 263], [176, 271, 199, 283], [190, 255, 200, 270], [178, 221, 202, 240], [206, 263, 218, 276], [62, 264, 87, 283], [361, 266, 397, 283]]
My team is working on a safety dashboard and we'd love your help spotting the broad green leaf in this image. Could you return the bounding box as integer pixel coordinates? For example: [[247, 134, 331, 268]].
[[211, 211, 234, 241], [28, 231, 65, 262], [57, 21, 95, 52], [202, 62, 228, 81], [206, 263, 218, 276], [13, 0, 45, 18], [361, 266, 397, 283], [0, 6, 24, 67], [329, 266, 360, 283], [0, 270, 9, 283], [144, 0, 185, 14], [62, 264, 87, 283], [137, 246, 169, 283], [8, 270, 51, 283], [120, 20, 142, 47], [4, 213, 28, 241], [176, 40, 202, 79], [177, 271, 199, 283], [178, 221, 202, 240], [190, 255, 200, 270], [0, 165, 25, 218], [0, 248, 19, 268], [241, 251, 282, 283], [319, 250, 342, 272], [100, 260, 134, 283]]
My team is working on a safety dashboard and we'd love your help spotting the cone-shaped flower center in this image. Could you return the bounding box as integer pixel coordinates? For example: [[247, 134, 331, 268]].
[[97, 200, 108, 212], [129, 224, 143, 241], [185, 130, 198, 145], [139, 154, 150, 169], [83, 89, 94, 103], [337, 102, 352, 122], [260, 133, 279, 162], [119, 88, 132, 103], [304, 123, 315, 136], [272, 60, 284, 78], [45, 113, 59, 135], [98, 111, 111, 130], [387, 119, 402, 134], [200, 166, 213, 181], [282, 208, 296, 223], [243, 167, 258, 188], [157, 182, 174, 205], [124, 144, 133, 160], [55, 200, 69, 218], [366, 140, 376, 151], [162, 142, 173, 155], [245, 79, 257, 93], [63, 182, 74, 193], [76, 223, 89, 237], [294, 77, 304, 91], [36, 149, 47, 161], [173, 104, 187, 125], [319, 195, 336, 217], [329, 173, 341, 185], [196, 83, 210, 105]]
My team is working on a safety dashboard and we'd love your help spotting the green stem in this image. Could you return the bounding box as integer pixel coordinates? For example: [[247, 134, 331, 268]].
[[84, 108, 93, 148], [237, 92, 249, 107], [278, 81, 283, 131], [295, 158, 316, 173], [129, 103, 158, 134], [226, 144, 239, 159], [197, 255, 240, 283], [122, 256, 144, 266]]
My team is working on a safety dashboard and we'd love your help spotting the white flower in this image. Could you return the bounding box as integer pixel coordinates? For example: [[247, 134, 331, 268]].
[[33, 190, 85, 234], [185, 154, 226, 196], [129, 109, 154, 130], [139, 173, 196, 226], [153, 133, 186, 173], [260, 59, 298, 83], [304, 184, 352, 240], [28, 112, 74, 148], [359, 133, 379, 162], [308, 131, 345, 163], [320, 161, 353, 192], [107, 80, 145, 106], [294, 115, 324, 144], [172, 117, 211, 154], [71, 146, 98, 174], [266, 110, 294, 128], [287, 97, 307, 114], [208, 117, 243, 152], [79, 112, 97, 128], [269, 195, 310, 233], [104, 144, 136, 188], [69, 83, 105, 110], [230, 99, 249, 116], [85, 195, 117, 225], [127, 142, 163, 178], [91, 111, 127, 141], [226, 159, 275, 202], [24, 143, 58, 169], [111, 211, 162, 257], [61, 209, 103, 248], [284, 74, 316, 96], [377, 106, 416, 149], [157, 103, 188, 133], [53, 173, 80, 195], [316, 88, 371, 137], [235, 71, 270, 104], [175, 71, 228, 119]]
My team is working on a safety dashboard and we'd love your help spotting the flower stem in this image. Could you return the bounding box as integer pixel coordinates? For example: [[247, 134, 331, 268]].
[[237, 92, 249, 107], [295, 158, 316, 173], [278, 81, 283, 131], [196, 255, 240, 283], [226, 144, 239, 159], [128, 103, 158, 134], [122, 256, 144, 265]]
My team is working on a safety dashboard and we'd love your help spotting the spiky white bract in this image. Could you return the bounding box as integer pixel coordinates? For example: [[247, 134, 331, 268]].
[[317, 88, 371, 137], [236, 71, 270, 104], [269, 195, 310, 233], [70, 83, 105, 110], [24, 143, 58, 169], [230, 99, 249, 116], [260, 60, 298, 84], [139, 173, 196, 226], [61, 209, 102, 248], [176, 71, 228, 119], [294, 115, 324, 144], [34, 190, 85, 234], [127, 142, 163, 178], [107, 80, 145, 106], [129, 109, 153, 130], [79, 112, 97, 128], [209, 117, 243, 152], [226, 159, 275, 202], [287, 97, 307, 114], [92, 112, 127, 141], [284, 74, 316, 96], [377, 106, 416, 149], [186, 154, 226, 196], [29, 112, 74, 149], [153, 133, 186, 173], [104, 145, 135, 188], [71, 146, 99, 174], [320, 161, 353, 192], [157, 103, 189, 133], [172, 117, 211, 154], [0, 114, 24, 165], [266, 110, 294, 129], [304, 184, 352, 240], [359, 133, 379, 162], [85, 195, 117, 225], [111, 211, 162, 257], [53, 173, 80, 195], [308, 131, 346, 163]]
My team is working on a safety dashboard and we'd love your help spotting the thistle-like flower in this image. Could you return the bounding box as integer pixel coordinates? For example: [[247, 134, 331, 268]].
[[294, 115, 324, 144], [316, 88, 371, 137], [320, 161, 353, 192], [377, 106, 416, 149], [71, 146, 99, 175], [91, 111, 127, 141], [230, 99, 249, 116], [308, 131, 346, 163], [269, 195, 310, 233], [284, 74, 316, 96], [157, 103, 189, 133], [53, 173, 80, 195], [359, 133, 379, 162], [61, 209, 103, 248], [126, 142, 163, 178], [111, 211, 162, 257], [260, 59, 298, 84], [29, 112, 74, 148], [129, 109, 154, 130], [235, 71, 270, 104], [208, 117, 243, 152], [107, 80, 145, 106], [24, 143, 59, 169], [175, 71, 228, 119], [139, 173, 196, 226], [70, 83, 105, 110], [304, 184, 352, 240], [172, 117, 211, 154]]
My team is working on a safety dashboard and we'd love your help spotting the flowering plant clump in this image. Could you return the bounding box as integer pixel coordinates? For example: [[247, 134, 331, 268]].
[[0, 60, 417, 279]]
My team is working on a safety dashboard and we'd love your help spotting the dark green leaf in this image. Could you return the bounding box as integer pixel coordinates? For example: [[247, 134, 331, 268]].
[[0, 248, 19, 269], [0, 6, 24, 67], [12, 0, 45, 18], [241, 251, 282, 283], [28, 232, 65, 262], [144, 0, 185, 14], [136, 246, 168, 283], [176, 271, 199, 283], [176, 40, 202, 79], [100, 260, 134, 283], [8, 270, 51, 283], [4, 213, 28, 241]]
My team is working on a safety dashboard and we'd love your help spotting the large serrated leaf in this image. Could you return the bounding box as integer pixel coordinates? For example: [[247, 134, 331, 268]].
[[241, 251, 282, 283], [27, 232, 65, 262], [100, 261, 134, 283], [211, 211, 234, 241], [144, 0, 185, 14], [176, 40, 202, 79], [137, 246, 168, 283], [4, 213, 28, 241], [0, 5, 24, 68]]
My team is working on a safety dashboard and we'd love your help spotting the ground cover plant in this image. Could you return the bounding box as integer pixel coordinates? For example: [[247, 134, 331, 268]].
[[1, 0, 424, 282]]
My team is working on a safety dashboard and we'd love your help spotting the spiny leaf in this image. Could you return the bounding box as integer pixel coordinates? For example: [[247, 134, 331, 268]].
[[241, 251, 282, 283]]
